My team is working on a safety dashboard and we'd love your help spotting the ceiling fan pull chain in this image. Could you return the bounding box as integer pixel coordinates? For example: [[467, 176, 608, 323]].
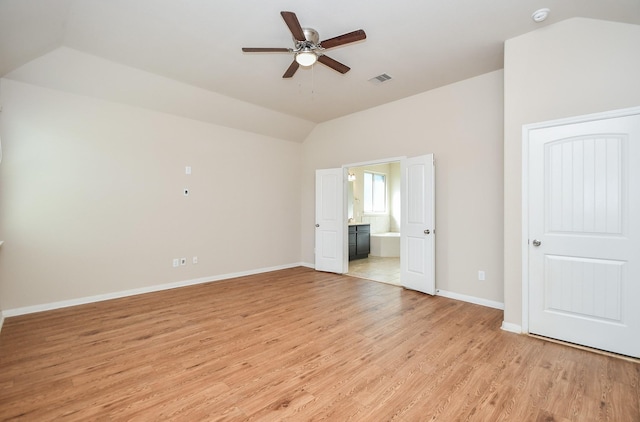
[[311, 62, 315, 100]]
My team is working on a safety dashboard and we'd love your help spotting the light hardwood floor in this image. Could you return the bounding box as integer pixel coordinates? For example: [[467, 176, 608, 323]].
[[0, 267, 638, 421]]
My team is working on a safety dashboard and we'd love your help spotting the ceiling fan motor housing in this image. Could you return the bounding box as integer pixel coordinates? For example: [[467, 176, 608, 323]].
[[294, 28, 322, 55], [299, 28, 319, 45]]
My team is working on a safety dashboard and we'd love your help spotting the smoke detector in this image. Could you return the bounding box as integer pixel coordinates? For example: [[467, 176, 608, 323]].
[[532, 8, 550, 23]]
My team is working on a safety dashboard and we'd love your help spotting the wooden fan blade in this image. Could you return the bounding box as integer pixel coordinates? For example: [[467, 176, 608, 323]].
[[283, 60, 300, 78], [242, 47, 290, 53], [317, 55, 350, 74], [320, 29, 366, 49], [281, 11, 306, 42]]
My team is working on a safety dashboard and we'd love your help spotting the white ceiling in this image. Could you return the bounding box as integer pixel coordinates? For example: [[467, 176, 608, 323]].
[[1, 0, 639, 124]]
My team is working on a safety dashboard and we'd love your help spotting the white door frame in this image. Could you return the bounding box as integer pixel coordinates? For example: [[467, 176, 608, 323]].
[[342, 157, 406, 274], [521, 106, 640, 334]]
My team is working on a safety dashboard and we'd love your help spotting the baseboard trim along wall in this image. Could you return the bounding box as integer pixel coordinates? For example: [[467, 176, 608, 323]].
[[291, 265, 507, 313], [500, 321, 523, 334], [2, 262, 306, 318], [2, 265, 508, 327], [436, 289, 504, 310]]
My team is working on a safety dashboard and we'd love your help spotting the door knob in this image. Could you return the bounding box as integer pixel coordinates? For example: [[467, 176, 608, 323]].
[[424, 229, 430, 235], [532, 239, 541, 247], [315, 224, 320, 227]]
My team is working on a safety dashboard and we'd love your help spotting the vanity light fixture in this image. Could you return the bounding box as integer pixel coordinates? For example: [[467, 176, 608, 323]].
[[348, 172, 356, 182]]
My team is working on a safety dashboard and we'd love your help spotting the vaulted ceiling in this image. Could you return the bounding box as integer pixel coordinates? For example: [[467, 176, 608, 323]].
[[1, 0, 639, 125]]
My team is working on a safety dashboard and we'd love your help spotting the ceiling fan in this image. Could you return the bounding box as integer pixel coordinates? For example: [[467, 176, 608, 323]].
[[242, 11, 366, 78]]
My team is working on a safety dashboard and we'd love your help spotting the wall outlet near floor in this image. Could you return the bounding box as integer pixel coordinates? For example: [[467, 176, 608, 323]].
[[180, 257, 187, 266], [172, 258, 180, 268], [478, 270, 486, 281], [192, 256, 198, 264]]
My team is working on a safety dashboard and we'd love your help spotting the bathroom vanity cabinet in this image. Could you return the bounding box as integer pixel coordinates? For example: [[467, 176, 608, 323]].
[[348, 223, 370, 260]]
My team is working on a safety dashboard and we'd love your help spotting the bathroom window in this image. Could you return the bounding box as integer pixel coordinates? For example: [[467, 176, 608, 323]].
[[363, 171, 386, 213]]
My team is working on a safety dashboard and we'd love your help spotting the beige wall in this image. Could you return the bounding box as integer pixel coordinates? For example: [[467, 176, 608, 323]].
[[503, 18, 640, 327], [302, 70, 504, 303], [0, 79, 302, 310]]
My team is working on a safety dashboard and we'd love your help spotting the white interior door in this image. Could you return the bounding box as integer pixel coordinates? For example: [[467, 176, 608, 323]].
[[401, 154, 435, 294], [315, 168, 344, 273], [528, 111, 640, 357]]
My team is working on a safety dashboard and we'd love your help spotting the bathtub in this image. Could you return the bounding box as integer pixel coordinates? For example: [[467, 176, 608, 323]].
[[370, 232, 400, 257]]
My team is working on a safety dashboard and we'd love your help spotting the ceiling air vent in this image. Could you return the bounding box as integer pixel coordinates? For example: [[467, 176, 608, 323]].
[[369, 73, 392, 84]]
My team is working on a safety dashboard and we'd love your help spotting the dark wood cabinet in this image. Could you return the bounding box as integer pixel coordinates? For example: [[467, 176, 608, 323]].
[[348, 224, 370, 260]]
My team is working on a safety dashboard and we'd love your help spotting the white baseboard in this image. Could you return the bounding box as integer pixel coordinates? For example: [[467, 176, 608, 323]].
[[3, 262, 305, 318], [436, 289, 504, 310], [500, 321, 522, 334], [300, 261, 315, 269], [0, 311, 4, 334]]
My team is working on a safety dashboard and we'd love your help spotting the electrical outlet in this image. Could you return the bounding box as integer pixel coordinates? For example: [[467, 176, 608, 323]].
[[185, 166, 191, 175], [180, 257, 187, 266], [478, 270, 486, 281], [192, 256, 198, 264], [172, 258, 179, 268]]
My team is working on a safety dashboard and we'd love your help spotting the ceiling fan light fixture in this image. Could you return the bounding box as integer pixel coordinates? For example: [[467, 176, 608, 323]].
[[295, 50, 317, 67]]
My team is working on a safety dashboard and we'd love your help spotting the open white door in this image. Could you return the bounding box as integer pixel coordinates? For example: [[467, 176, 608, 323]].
[[315, 168, 344, 273], [527, 110, 640, 357], [401, 154, 435, 294]]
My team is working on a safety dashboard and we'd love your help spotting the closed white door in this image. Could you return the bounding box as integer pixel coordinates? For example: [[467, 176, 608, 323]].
[[315, 168, 344, 273], [528, 111, 640, 357], [401, 154, 435, 294]]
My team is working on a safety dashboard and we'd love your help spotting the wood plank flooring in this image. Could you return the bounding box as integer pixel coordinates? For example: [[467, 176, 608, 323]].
[[0, 267, 638, 421]]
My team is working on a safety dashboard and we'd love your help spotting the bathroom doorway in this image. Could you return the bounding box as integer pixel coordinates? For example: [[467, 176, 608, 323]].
[[346, 160, 401, 286], [316, 154, 434, 293]]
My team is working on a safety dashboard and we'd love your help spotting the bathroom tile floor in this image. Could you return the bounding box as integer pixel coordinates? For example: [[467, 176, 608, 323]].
[[347, 256, 401, 286]]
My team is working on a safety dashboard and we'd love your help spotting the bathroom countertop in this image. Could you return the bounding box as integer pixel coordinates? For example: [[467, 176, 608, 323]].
[[348, 222, 370, 226]]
